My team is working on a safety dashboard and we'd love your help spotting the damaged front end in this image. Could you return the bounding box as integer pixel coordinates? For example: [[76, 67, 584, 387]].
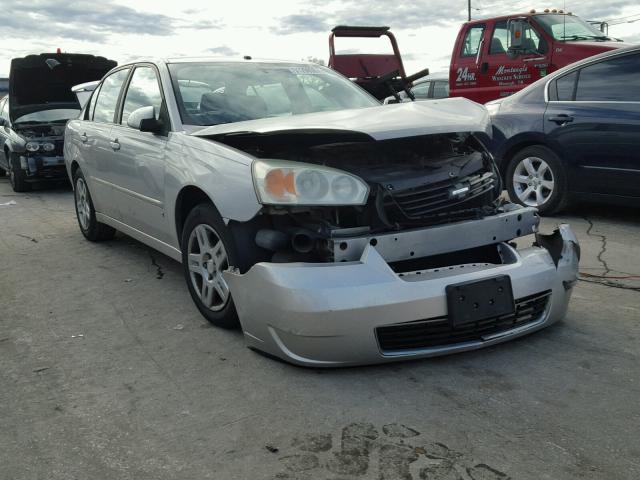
[[216, 130, 503, 264], [12, 122, 67, 180], [201, 105, 579, 366]]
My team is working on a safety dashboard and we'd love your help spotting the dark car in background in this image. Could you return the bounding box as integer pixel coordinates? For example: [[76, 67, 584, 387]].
[[487, 45, 640, 214], [383, 76, 449, 104], [0, 78, 8, 97], [0, 53, 115, 191]]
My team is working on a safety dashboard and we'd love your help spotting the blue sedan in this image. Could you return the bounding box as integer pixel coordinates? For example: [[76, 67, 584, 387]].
[[486, 45, 640, 215]]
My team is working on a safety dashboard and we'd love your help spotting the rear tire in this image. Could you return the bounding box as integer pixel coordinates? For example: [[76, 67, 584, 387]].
[[8, 154, 30, 192], [181, 203, 240, 329], [505, 145, 568, 215], [73, 168, 116, 241]]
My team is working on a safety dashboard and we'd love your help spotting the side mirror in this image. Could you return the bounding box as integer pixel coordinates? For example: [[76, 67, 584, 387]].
[[127, 106, 163, 133], [507, 19, 526, 52]]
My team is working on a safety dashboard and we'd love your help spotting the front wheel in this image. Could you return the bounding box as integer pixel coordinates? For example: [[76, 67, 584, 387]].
[[181, 203, 240, 328], [505, 145, 568, 215], [8, 154, 30, 192]]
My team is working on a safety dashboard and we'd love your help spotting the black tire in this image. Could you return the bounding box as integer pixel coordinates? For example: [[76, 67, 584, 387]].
[[73, 168, 116, 241], [505, 145, 568, 215], [8, 153, 30, 192], [181, 203, 240, 329], [0, 166, 6, 177]]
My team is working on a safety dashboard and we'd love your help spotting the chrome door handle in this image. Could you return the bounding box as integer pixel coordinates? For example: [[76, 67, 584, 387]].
[[80, 133, 88, 143], [109, 139, 121, 151], [548, 114, 574, 125]]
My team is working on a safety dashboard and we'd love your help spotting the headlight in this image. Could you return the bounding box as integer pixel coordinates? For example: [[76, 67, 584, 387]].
[[252, 159, 370, 205], [25, 142, 40, 152], [42, 142, 55, 152]]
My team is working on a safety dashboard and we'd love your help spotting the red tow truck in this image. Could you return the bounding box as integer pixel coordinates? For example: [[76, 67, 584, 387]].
[[450, 10, 624, 103], [328, 11, 625, 104]]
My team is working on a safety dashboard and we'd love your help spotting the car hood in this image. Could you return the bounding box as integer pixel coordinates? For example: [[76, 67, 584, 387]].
[[9, 53, 116, 122], [191, 98, 491, 142]]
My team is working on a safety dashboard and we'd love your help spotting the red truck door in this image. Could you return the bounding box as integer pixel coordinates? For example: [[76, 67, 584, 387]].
[[450, 22, 487, 102], [483, 20, 551, 101], [451, 18, 552, 103]]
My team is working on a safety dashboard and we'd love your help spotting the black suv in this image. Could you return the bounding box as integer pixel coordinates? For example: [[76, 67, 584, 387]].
[[486, 45, 640, 214], [0, 53, 115, 191]]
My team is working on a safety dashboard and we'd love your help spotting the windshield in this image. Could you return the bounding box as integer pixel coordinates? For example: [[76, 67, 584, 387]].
[[168, 62, 379, 126], [535, 14, 610, 41], [14, 108, 80, 124]]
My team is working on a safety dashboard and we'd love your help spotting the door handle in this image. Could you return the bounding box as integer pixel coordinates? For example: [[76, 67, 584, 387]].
[[548, 115, 574, 125], [480, 62, 489, 74], [109, 139, 121, 151], [80, 133, 88, 143]]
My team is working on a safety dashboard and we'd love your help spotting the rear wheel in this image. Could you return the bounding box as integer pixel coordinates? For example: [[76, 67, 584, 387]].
[[8, 154, 30, 192], [506, 145, 568, 215], [181, 203, 240, 328], [73, 168, 116, 241]]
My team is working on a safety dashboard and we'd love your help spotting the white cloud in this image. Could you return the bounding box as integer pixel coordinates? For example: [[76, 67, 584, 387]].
[[0, 0, 638, 79]]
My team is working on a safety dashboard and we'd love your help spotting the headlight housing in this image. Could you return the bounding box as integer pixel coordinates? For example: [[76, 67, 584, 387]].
[[42, 142, 55, 152], [25, 142, 40, 152], [252, 159, 370, 206]]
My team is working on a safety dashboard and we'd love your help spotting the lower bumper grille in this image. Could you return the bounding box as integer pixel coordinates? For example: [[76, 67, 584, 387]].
[[376, 290, 551, 352]]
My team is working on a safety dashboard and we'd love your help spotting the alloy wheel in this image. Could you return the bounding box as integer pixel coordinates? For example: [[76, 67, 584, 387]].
[[512, 156, 555, 207], [75, 177, 91, 230], [187, 224, 230, 311]]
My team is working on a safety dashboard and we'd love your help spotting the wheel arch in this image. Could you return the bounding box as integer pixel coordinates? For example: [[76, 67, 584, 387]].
[[174, 185, 216, 244]]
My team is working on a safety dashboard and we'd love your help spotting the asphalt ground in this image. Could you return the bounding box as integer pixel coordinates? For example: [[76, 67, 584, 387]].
[[1, 178, 639, 480]]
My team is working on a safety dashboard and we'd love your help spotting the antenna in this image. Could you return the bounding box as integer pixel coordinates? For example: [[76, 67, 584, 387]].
[[563, 0, 566, 39]]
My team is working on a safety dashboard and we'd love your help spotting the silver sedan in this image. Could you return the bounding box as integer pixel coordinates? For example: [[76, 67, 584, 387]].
[[64, 58, 579, 366]]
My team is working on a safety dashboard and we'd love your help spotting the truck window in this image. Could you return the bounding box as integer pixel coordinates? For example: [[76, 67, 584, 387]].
[[461, 25, 485, 57], [575, 53, 640, 102], [490, 22, 508, 54], [521, 24, 542, 53]]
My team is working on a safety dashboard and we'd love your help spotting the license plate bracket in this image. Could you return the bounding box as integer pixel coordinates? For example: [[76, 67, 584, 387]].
[[446, 275, 515, 328]]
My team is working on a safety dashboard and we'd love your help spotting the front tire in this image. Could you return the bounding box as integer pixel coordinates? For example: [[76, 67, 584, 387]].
[[181, 203, 240, 329], [0, 166, 6, 177], [505, 145, 568, 215], [73, 168, 116, 241], [8, 154, 30, 192]]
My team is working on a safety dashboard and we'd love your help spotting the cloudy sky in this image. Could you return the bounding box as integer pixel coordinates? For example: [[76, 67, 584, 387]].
[[1, 0, 639, 76]]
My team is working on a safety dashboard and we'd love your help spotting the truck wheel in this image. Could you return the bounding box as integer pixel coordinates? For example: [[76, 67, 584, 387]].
[[8, 154, 30, 192], [181, 203, 240, 329], [73, 168, 116, 241], [505, 145, 568, 215]]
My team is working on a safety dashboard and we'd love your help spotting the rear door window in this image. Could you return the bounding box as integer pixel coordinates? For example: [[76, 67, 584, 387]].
[[92, 69, 130, 123], [489, 22, 508, 54], [554, 71, 578, 101], [575, 53, 640, 102], [432, 81, 449, 98]]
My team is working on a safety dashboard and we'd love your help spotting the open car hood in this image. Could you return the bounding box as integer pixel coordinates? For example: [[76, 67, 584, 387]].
[[191, 98, 492, 142], [9, 53, 116, 122]]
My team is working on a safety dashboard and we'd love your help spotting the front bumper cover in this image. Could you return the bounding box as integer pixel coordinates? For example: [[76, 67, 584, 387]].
[[19, 154, 67, 181], [224, 222, 579, 367]]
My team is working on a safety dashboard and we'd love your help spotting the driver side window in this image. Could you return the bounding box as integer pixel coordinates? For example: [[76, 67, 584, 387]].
[[121, 66, 163, 125]]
